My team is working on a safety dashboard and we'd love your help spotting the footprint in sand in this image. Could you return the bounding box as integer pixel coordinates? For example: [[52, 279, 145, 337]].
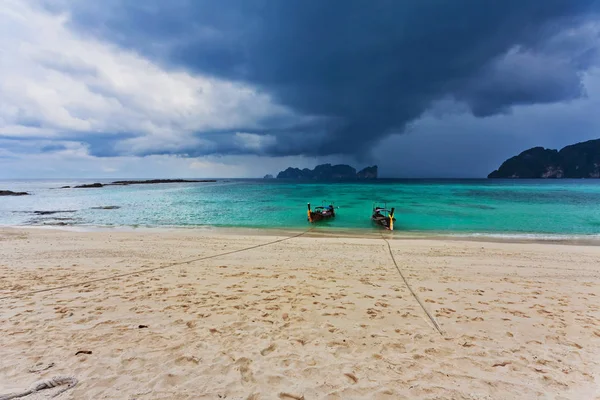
[[236, 357, 255, 383], [344, 372, 358, 383], [435, 308, 455, 318], [174, 355, 200, 365], [261, 343, 276, 356]]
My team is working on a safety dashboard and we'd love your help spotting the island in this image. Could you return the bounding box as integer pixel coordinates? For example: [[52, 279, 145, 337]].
[[276, 164, 378, 180], [0, 190, 30, 196], [69, 179, 217, 189], [263, 174, 274, 179], [356, 165, 378, 179], [488, 138, 600, 179]]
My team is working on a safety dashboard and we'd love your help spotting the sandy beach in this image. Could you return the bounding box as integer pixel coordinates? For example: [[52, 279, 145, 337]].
[[0, 227, 599, 399]]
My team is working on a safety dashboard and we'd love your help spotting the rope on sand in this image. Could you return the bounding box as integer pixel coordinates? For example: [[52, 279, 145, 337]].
[[382, 236, 444, 336], [0, 228, 313, 301], [0, 376, 78, 400]]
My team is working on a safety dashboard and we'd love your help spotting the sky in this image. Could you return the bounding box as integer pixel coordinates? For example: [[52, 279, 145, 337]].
[[1, 0, 599, 179]]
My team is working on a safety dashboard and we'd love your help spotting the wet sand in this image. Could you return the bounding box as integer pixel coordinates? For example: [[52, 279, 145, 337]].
[[1, 227, 599, 399]]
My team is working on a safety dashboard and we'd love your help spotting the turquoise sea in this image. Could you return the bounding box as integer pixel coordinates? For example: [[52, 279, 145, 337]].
[[2, 179, 600, 238]]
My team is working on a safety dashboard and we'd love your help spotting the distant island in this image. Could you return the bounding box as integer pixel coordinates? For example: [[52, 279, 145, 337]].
[[488, 139, 600, 179], [276, 164, 377, 180], [63, 179, 217, 189], [0, 190, 30, 196]]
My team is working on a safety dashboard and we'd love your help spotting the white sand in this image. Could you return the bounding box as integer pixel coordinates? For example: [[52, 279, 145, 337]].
[[0, 227, 599, 399]]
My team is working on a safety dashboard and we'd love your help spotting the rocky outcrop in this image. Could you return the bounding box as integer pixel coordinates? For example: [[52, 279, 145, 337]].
[[0, 190, 30, 196], [488, 147, 562, 179], [71, 179, 217, 189], [74, 183, 104, 188], [33, 210, 76, 215], [357, 165, 378, 179], [110, 179, 216, 185], [489, 139, 600, 178], [276, 164, 378, 180], [276, 167, 313, 179], [263, 174, 274, 179], [312, 164, 357, 179]]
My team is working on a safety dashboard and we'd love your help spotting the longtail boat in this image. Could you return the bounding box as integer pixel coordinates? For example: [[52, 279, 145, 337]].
[[307, 202, 335, 222], [371, 204, 395, 230]]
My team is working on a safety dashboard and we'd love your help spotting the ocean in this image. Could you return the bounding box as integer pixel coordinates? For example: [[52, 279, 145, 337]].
[[2, 179, 600, 238]]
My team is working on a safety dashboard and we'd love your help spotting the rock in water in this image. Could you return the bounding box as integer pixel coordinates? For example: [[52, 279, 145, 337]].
[[110, 179, 215, 185], [73, 183, 104, 188], [34, 210, 76, 215], [71, 179, 216, 189], [0, 190, 30, 196]]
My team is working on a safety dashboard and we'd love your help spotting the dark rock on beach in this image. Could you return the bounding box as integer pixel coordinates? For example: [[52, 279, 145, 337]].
[[91, 206, 120, 210], [0, 190, 30, 196], [25, 214, 80, 226]]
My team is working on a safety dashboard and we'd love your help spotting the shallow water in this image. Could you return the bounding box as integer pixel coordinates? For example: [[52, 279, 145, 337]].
[[1, 179, 600, 237]]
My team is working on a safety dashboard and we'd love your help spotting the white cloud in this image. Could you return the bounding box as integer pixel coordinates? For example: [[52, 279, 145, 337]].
[[0, 140, 349, 179], [0, 0, 294, 153]]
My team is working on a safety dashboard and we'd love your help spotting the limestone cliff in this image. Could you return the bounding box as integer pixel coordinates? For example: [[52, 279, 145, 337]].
[[488, 139, 600, 179], [276, 164, 378, 180]]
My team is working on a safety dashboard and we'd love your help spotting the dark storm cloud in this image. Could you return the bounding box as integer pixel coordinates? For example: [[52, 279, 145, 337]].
[[47, 0, 600, 157]]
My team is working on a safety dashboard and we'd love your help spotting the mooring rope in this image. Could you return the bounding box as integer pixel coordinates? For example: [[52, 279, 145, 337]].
[[0, 228, 313, 301], [0, 376, 78, 400], [381, 235, 444, 336]]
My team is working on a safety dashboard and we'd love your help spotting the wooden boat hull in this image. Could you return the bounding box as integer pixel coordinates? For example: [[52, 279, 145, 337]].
[[307, 203, 335, 223], [371, 206, 395, 230], [309, 212, 334, 222], [372, 215, 394, 230]]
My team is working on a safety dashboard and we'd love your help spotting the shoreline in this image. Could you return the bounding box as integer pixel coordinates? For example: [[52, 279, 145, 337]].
[[3, 223, 600, 246], [1, 227, 598, 399]]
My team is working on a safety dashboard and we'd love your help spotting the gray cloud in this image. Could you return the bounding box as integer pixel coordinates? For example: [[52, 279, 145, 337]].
[[48, 0, 600, 158], [1, 0, 599, 181], [374, 68, 600, 178]]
